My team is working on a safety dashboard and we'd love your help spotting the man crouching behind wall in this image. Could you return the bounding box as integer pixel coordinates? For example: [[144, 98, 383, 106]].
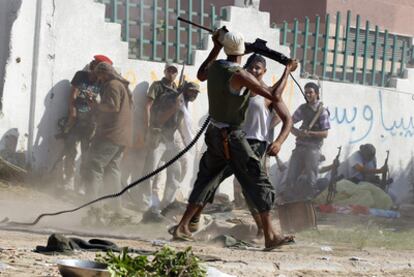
[[80, 62, 133, 212], [172, 28, 298, 250]]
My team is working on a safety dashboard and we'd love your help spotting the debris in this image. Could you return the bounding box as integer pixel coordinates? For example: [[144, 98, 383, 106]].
[[320, 246, 333, 252], [151, 240, 168, 247], [206, 266, 236, 277]]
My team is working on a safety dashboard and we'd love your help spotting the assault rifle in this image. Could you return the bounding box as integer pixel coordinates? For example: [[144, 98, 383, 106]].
[[379, 150, 391, 192], [326, 146, 342, 204], [177, 17, 291, 66], [178, 62, 186, 91]]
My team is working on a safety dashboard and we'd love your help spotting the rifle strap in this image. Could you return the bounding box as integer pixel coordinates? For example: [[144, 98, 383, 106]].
[[307, 102, 324, 130]]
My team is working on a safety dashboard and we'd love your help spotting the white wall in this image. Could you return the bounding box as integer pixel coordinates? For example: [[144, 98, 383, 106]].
[[0, 0, 22, 111], [1, 0, 413, 202]]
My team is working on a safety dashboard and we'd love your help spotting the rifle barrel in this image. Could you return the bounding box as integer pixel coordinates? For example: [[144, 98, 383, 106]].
[[178, 17, 213, 33]]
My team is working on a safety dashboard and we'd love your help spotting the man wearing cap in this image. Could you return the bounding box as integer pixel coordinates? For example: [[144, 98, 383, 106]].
[[337, 143, 387, 184], [172, 29, 298, 249], [138, 63, 200, 217], [58, 55, 113, 190]]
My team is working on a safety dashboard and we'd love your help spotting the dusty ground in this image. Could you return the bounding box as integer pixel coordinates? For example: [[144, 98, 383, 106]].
[[1, 181, 414, 277]]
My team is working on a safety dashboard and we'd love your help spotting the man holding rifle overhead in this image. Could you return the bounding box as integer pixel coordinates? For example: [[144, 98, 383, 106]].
[[172, 27, 298, 250]]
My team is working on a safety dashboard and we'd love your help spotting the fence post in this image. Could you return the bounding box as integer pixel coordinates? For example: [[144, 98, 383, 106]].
[[282, 21, 288, 46], [112, 0, 118, 23], [139, 0, 144, 59], [210, 4, 216, 30], [322, 14, 330, 79], [371, 25, 380, 86], [176, 0, 181, 62], [380, 30, 389, 87], [332, 11, 341, 80], [312, 15, 320, 76], [390, 35, 398, 76], [124, 0, 129, 42], [163, 0, 169, 61], [199, 0, 205, 47], [152, 0, 158, 60], [400, 41, 407, 76], [352, 15, 360, 83], [187, 0, 193, 63], [362, 20, 370, 85], [302, 17, 309, 75], [292, 19, 299, 59], [342, 10, 351, 81]]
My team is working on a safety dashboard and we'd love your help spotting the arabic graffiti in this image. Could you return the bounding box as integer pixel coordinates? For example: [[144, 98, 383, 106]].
[[329, 90, 414, 144]]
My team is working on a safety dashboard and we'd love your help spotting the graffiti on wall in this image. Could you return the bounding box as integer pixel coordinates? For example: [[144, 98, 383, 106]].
[[329, 90, 414, 144]]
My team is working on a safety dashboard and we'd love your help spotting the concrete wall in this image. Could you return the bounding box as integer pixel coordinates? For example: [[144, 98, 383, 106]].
[[0, 0, 36, 153], [0, 0, 22, 113], [1, 0, 413, 202]]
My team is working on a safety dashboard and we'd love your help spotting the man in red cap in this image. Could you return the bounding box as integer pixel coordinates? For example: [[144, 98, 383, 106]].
[[56, 55, 113, 192]]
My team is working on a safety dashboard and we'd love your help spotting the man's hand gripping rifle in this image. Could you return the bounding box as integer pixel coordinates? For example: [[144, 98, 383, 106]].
[[326, 146, 342, 204], [177, 17, 296, 67]]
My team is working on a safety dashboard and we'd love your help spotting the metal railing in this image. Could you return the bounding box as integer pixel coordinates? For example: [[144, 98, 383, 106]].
[[276, 11, 414, 87], [96, 0, 220, 64]]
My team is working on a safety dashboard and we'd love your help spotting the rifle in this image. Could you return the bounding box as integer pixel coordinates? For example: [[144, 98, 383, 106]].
[[326, 146, 342, 204], [178, 62, 186, 91], [177, 17, 291, 66], [380, 150, 390, 192]]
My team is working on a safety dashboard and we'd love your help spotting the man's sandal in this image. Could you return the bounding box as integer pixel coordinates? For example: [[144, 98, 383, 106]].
[[263, 235, 295, 251], [170, 226, 195, 242]]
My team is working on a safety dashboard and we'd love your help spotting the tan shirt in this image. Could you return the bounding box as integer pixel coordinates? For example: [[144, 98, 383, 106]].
[[96, 79, 133, 147]]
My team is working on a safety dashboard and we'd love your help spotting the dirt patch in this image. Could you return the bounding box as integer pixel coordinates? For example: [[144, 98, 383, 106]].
[[0, 183, 413, 276]]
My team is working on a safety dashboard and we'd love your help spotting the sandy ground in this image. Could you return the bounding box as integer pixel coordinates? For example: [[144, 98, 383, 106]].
[[1, 182, 414, 277]]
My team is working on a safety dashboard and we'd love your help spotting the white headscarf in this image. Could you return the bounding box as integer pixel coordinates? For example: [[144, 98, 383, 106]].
[[222, 32, 245, 56]]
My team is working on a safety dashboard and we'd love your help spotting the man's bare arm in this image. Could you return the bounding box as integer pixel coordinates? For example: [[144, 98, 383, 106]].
[[304, 129, 328, 138], [230, 70, 275, 101], [267, 64, 294, 156], [197, 31, 223, 81], [143, 97, 154, 135], [354, 163, 386, 174]]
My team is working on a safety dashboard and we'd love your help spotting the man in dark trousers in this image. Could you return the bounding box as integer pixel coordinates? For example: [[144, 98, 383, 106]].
[[60, 55, 112, 190], [172, 29, 297, 249]]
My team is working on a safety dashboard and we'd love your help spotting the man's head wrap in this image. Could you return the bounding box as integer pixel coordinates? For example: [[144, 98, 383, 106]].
[[94, 62, 133, 105], [222, 32, 245, 56], [93, 55, 113, 65], [183, 81, 200, 92], [243, 54, 266, 69]]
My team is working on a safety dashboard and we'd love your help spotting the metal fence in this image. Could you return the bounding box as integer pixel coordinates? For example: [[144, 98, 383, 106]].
[[96, 0, 221, 64], [276, 11, 414, 87]]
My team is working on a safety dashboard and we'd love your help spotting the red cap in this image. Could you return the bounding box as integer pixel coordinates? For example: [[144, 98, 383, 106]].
[[93, 55, 113, 65]]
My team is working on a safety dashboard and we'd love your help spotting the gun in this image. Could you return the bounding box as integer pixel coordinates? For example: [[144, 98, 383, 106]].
[[177, 62, 186, 93], [177, 17, 291, 66], [380, 150, 390, 192], [326, 146, 342, 204]]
